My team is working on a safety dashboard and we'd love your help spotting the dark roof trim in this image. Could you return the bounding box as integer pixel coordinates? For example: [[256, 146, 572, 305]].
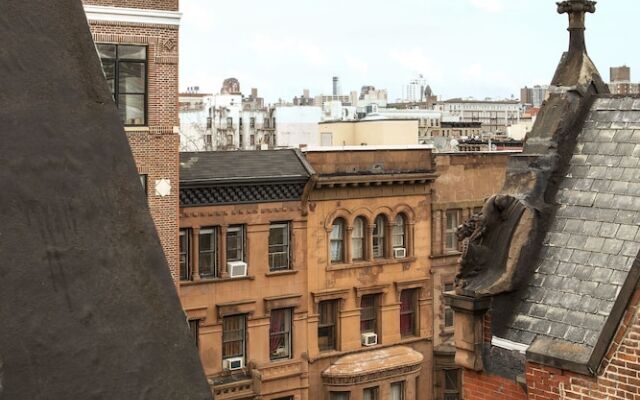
[[180, 175, 307, 186], [319, 118, 420, 125], [292, 148, 316, 176]]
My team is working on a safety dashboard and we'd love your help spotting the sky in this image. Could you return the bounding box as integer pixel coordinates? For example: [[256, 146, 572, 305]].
[[179, 0, 639, 103]]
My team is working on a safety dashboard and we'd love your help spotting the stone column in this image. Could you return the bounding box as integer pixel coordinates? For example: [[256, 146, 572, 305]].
[[192, 227, 201, 281], [346, 226, 353, 264], [367, 224, 375, 261], [444, 293, 491, 371], [219, 225, 228, 278]]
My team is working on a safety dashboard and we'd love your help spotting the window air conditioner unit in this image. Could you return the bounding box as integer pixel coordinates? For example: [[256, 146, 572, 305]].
[[361, 332, 378, 346], [227, 261, 248, 278], [393, 247, 407, 259], [223, 357, 244, 371]]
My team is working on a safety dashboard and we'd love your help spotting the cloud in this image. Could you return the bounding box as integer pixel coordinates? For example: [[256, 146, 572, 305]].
[[250, 36, 327, 68], [345, 55, 370, 75], [468, 0, 505, 13]]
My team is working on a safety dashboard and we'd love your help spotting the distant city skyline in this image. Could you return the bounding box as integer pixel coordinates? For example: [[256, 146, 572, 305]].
[[179, 0, 639, 103]]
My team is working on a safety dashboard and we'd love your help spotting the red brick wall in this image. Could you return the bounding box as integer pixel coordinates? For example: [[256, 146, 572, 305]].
[[463, 369, 528, 400], [84, 0, 178, 11], [85, 2, 180, 284]]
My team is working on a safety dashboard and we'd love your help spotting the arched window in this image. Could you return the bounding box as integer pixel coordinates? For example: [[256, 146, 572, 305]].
[[352, 217, 365, 261], [330, 218, 345, 263], [372, 215, 386, 259], [393, 214, 406, 249]]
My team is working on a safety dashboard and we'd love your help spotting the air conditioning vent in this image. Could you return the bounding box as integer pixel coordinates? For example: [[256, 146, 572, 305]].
[[393, 247, 407, 259], [227, 261, 248, 278], [223, 357, 244, 371], [361, 332, 378, 347]]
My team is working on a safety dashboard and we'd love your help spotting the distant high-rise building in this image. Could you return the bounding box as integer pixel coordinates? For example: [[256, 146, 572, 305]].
[[403, 75, 428, 102], [332, 76, 340, 96], [520, 85, 549, 107], [610, 65, 631, 82]]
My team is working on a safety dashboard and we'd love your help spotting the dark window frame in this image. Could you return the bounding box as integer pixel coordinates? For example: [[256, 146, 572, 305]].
[[226, 225, 245, 263], [400, 289, 418, 338], [222, 314, 246, 361], [269, 222, 291, 271], [372, 215, 386, 259], [330, 219, 345, 263], [360, 294, 379, 336], [96, 43, 148, 127], [318, 300, 338, 352], [188, 319, 200, 348], [269, 308, 293, 360], [199, 227, 218, 278], [179, 229, 192, 281]]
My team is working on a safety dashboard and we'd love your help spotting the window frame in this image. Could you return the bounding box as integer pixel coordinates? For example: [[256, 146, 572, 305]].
[[390, 382, 405, 400], [188, 319, 200, 348], [363, 386, 379, 400], [400, 289, 418, 338], [269, 308, 293, 361], [179, 229, 192, 281], [372, 215, 386, 259], [199, 227, 218, 278], [330, 219, 345, 264], [444, 210, 459, 252], [360, 294, 379, 337], [96, 43, 148, 127], [222, 314, 246, 361], [318, 300, 338, 352], [351, 217, 366, 261], [226, 225, 245, 263], [392, 214, 407, 249], [269, 222, 291, 271], [329, 392, 350, 400]]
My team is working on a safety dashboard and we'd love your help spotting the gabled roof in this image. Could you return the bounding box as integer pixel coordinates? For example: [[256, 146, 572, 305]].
[[501, 97, 640, 372]]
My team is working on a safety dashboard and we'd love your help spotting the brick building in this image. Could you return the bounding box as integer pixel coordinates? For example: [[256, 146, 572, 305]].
[[447, 2, 640, 400], [83, 0, 182, 282]]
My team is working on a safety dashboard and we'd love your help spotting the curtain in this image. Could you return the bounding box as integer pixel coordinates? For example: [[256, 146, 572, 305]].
[[269, 310, 285, 355]]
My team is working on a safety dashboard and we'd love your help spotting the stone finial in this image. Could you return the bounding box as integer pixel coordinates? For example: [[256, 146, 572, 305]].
[[556, 0, 596, 52]]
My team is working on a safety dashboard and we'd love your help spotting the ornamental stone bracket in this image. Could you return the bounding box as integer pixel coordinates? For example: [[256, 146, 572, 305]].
[[444, 293, 491, 371]]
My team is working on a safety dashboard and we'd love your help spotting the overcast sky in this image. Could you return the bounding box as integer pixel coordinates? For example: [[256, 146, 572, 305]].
[[179, 0, 638, 103]]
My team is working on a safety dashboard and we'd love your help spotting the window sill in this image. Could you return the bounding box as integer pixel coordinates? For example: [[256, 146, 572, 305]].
[[179, 275, 256, 286], [429, 251, 461, 260], [327, 256, 417, 271], [124, 126, 150, 132], [265, 269, 298, 277]]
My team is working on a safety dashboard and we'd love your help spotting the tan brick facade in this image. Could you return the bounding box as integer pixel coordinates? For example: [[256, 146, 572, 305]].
[[84, 0, 181, 283]]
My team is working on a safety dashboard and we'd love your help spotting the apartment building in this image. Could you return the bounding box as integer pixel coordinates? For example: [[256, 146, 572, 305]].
[[435, 99, 521, 134], [178, 149, 314, 400], [83, 0, 182, 282]]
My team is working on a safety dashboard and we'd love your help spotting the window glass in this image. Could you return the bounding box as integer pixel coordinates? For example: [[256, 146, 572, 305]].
[[360, 294, 378, 335], [363, 387, 378, 400], [96, 43, 116, 59], [329, 392, 349, 400], [118, 45, 146, 60], [222, 315, 246, 359], [372, 215, 386, 258], [352, 217, 365, 260], [400, 289, 417, 337], [445, 211, 459, 252], [269, 223, 290, 271], [330, 219, 345, 263], [318, 300, 337, 351], [118, 62, 146, 93], [393, 214, 406, 248], [269, 309, 292, 360], [390, 382, 404, 400], [199, 228, 218, 278], [227, 226, 244, 262], [117, 94, 145, 126]]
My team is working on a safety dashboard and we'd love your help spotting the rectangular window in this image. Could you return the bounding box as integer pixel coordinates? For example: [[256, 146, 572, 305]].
[[226, 117, 233, 127], [444, 369, 461, 400], [227, 225, 245, 262], [360, 294, 379, 335], [269, 223, 290, 271], [444, 283, 454, 328], [222, 315, 246, 360], [250, 117, 256, 128], [445, 210, 459, 252], [363, 387, 378, 400], [179, 229, 191, 281], [390, 382, 404, 400], [188, 319, 200, 348], [318, 300, 338, 351], [199, 228, 218, 278], [329, 392, 349, 400], [351, 219, 365, 260], [400, 289, 418, 337], [96, 44, 147, 126], [269, 309, 292, 360]]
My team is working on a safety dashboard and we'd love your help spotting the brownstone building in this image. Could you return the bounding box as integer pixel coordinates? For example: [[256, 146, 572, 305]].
[[84, 0, 182, 281], [178, 149, 314, 400], [303, 148, 437, 400], [448, 2, 640, 400]]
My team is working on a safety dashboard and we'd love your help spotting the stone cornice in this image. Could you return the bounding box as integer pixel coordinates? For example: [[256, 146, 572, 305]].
[[84, 5, 182, 26]]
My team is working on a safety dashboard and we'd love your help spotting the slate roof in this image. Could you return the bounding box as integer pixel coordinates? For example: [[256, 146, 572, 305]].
[[180, 149, 313, 183], [179, 149, 314, 206], [503, 97, 640, 354]]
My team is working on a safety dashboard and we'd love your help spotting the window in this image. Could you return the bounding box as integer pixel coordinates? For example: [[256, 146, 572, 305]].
[[96, 44, 147, 126], [400, 289, 418, 337], [269, 309, 292, 360], [222, 315, 246, 360], [139, 174, 148, 196], [179, 229, 191, 281], [372, 215, 386, 258], [269, 223, 290, 271], [393, 214, 406, 249], [445, 211, 459, 252], [444, 283, 454, 329], [352, 217, 365, 261], [318, 300, 338, 351], [360, 294, 379, 336], [227, 225, 245, 262], [363, 387, 378, 400], [444, 369, 461, 400], [199, 228, 218, 278], [390, 382, 404, 400], [226, 117, 233, 127], [329, 392, 349, 400], [321, 132, 333, 146], [330, 219, 345, 263], [188, 319, 200, 348], [250, 117, 256, 128]]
